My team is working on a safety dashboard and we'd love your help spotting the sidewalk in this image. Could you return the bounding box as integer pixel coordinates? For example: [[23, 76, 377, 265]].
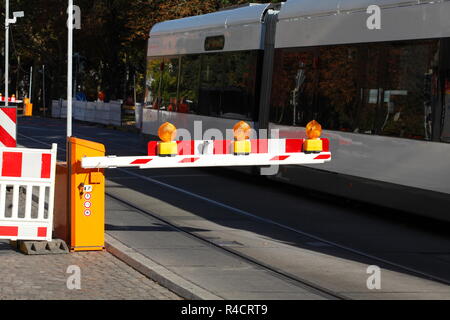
[[104, 191, 329, 300], [0, 240, 182, 300]]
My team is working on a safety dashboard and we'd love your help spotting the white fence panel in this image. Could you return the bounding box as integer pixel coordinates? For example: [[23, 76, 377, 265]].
[[74, 101, 87, 122], [53, 99, 125, 127], [51, 100, 61, 118], [94, 102, 107, 125], [60, 100, 67, 119], [86, 102, 96, 122], [109, 101, 122, 126], [135, 103, 143, 129], [73, 101, 81, 121]]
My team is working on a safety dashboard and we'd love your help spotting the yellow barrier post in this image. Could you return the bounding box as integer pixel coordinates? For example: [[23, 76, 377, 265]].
[[69, 137, 106, 251], [23, 98, 33, 117], [53, 138, 106, 252]]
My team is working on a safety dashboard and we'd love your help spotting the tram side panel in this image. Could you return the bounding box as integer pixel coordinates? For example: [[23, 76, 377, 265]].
[[266, 0, 450, 220]]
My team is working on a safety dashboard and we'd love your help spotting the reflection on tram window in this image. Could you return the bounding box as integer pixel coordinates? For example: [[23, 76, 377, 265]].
[[160, 57, 180, 111], [222, 51, 259, 120], [442, 67, 450, 143], [373, 42, 438, 140], [145, 58, 163, 108], [179, 55, 201, 114], [316, 46, 360, 132], [199, 53, 225, 116], [198, 51, 260, 120], [145, 51, 261, 120], [270, 40, 440, 141], [144, 57, 179, 111], [270, 48, 317, 127]]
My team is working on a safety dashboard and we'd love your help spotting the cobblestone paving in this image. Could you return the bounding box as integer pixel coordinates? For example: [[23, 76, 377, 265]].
[[0, 241, 182, 300]]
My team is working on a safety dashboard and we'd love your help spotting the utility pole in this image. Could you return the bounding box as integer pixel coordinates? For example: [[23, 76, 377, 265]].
[[133, 73, 137, 106], [15, 55, 19, 97], [5, 0, 9, 108], [29, 66, 33, 101], [4, 0, 24, 108], [67, 0, 73, 138], [42, 65, 46, 117]]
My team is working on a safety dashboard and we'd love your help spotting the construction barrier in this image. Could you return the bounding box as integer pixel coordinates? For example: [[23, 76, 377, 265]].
[[0, 107, 17, 147], [0, 144, 57, 241], [73, 120, 330, 250]]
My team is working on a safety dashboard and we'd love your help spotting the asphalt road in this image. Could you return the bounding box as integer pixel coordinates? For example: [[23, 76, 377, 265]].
[[16, 116, 450, 299]]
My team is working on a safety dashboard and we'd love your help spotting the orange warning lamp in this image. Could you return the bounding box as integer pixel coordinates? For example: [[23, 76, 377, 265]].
[[233, 121, 252, 155], [304, 120, 323, 154], [158, 122, 178, 157]]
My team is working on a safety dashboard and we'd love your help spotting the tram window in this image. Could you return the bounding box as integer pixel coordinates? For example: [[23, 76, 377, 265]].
[[145, 51, 260, 120], [199, 53, 225, 117], [222, 51, 259, 120], [270, 49, 317, 126], [160, 57, 180, 112], [145, 58, 164, 109], [442, 69, 450, 142], [179, 55, 201, 114], [144, 57, 179, 111], [373, 41, 439, 140], [316, 46, 360, 131], [205, 36, 225, 51], [270, 40, 440, 141]]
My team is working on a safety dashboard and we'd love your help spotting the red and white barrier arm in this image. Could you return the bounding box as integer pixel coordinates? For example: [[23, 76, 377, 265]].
[[81, 139, 331, 170]]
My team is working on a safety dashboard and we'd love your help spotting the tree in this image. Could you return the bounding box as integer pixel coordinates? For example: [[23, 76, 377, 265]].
[[0, 0, 277, 109]]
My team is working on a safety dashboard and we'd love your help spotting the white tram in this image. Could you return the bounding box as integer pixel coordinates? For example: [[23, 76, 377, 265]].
[[143, 0, 450, 221]]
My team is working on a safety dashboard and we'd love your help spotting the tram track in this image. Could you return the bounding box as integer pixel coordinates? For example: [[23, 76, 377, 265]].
[[17, 129, 450, 299], [105, 191, 348, 300]]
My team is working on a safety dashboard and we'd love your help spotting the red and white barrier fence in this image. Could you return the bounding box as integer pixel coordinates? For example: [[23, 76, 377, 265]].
[[81, 139, 331, 169], [0, 107, 17, 148], [0, 96, 23, 103], [0, 144, 57, 241]]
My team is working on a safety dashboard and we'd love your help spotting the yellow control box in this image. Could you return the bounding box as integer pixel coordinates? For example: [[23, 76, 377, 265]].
[[234, 140, 251, 155], [24, 98, 33, 117], [69, 137, 106, 252]]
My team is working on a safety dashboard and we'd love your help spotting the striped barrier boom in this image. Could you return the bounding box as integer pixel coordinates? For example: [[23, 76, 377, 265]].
[[0, 107, 17, 147], [0, 96, 23, 102], [81, 138, 331, 169], [0, 144, 58, 241]]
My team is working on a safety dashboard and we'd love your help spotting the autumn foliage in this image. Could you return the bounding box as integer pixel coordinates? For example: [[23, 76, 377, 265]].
[[0, 0, 274, 109]]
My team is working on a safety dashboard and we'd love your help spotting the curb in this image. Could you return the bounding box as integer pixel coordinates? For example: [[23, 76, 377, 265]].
[[105, 233, 223, 301]]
